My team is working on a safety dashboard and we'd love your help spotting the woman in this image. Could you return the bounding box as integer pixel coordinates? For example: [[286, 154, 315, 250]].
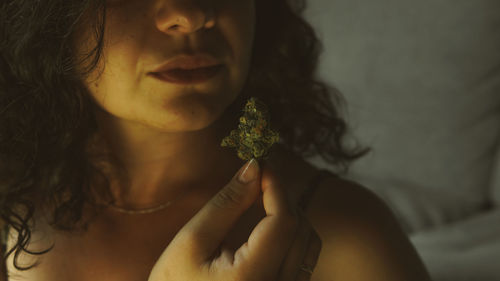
[[0, 0, 432, 280]]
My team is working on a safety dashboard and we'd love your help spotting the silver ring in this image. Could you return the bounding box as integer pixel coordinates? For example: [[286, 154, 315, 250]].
[[299, 263, 314, 274]]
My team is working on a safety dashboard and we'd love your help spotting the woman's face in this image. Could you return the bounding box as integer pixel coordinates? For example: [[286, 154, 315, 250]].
[[76, 0, 255, 132]]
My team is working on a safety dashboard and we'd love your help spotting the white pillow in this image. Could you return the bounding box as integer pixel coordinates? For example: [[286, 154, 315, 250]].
[[304, 0, 500, 232], [410, 210, 500, 281], [349, 175, 481, 234]]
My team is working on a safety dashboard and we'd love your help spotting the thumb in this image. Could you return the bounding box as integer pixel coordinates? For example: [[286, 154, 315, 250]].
[[179, 158, 261, 264]]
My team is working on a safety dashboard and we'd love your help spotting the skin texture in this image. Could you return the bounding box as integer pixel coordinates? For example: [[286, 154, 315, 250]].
[[74, 0, 256, 209], [1, 0, 433, 280], [2, 146, 432, 281]]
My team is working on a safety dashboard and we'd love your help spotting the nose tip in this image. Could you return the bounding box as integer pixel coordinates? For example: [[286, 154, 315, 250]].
[[166, 16, 213, 33], [156, 5, 215, 35]]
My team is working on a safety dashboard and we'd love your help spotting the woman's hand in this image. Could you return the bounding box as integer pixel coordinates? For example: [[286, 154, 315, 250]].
[[147, 158, 322, 281]]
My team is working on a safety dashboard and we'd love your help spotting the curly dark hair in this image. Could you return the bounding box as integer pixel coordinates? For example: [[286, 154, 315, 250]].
[[0, 0, 369, 272]]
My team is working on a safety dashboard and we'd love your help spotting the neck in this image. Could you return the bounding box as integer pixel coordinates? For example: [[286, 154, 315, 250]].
[[87, 107, 244, 210]]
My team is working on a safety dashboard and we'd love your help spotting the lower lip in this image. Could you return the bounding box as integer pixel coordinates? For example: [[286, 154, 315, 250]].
[[150, 65, 224, 85]]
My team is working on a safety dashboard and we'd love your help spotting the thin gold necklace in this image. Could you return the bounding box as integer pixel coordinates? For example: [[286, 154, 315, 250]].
[[107, 200, 174, 215], [107, 187, 196, 215]]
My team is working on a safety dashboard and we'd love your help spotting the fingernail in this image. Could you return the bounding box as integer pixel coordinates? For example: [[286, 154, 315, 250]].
[[238, 158, 259, 184]]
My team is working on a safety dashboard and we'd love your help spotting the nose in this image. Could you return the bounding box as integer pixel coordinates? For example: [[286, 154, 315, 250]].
[[155, 0, 215, 35]]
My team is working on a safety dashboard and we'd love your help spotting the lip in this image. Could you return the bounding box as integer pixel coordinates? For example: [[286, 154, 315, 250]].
[[150, 54, 222, 73], [150, 64, 224, 85]]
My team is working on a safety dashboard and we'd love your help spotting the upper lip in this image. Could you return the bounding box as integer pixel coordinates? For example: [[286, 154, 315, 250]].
[[150, 54, 222, 73]]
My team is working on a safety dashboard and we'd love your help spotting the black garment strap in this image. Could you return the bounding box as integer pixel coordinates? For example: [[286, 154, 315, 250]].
[[298, 169, 338, 212]]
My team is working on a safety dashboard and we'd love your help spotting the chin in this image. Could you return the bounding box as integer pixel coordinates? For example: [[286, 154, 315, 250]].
[[148, 93, 233, 132]]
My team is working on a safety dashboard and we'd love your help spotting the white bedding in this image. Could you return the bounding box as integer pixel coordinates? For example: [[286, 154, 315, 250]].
[[410, 209, 500, 281]]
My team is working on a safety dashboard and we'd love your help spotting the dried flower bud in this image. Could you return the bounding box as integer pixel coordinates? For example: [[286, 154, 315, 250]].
[[221, 97, 280, 161]]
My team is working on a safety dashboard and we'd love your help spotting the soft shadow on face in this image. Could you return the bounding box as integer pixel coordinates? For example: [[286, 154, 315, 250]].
[[68, 0, 257, 209], [75, 0, 256, 134]]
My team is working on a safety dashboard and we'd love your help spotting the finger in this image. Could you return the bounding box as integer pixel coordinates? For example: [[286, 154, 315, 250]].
[[233, 171, 298, 278], [295, 225, 322, 281], [175, 159, 262, 264], [276, 213, 312, 281]]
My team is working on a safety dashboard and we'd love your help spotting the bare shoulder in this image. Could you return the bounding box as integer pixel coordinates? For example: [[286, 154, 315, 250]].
[[262, 145, 431, 280], [304, 175, 432, 281]]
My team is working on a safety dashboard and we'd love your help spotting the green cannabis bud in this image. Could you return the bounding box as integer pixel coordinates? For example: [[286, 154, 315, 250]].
[[221, 97, 280, 161]]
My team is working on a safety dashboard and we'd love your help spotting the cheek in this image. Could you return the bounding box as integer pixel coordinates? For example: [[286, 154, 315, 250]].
[[78, 5, 147, 100], [218, 0, 256, 61]]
